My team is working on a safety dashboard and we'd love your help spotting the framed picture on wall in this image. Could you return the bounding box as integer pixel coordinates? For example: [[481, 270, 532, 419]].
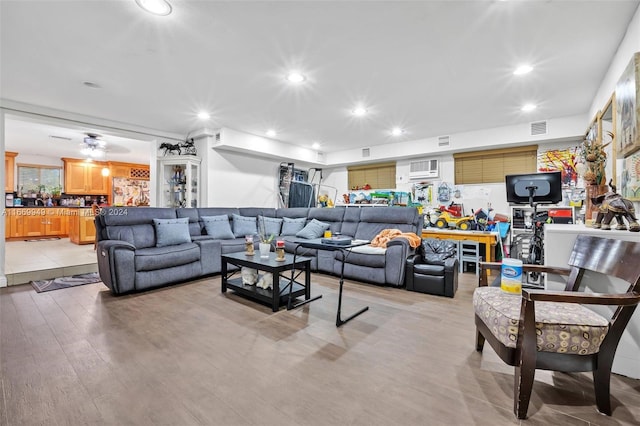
[[621, 152, 640, 201], [616, 52, 640, 158]]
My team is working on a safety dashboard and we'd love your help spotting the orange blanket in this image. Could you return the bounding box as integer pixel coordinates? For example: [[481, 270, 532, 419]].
[[370, 229, 422, 249]]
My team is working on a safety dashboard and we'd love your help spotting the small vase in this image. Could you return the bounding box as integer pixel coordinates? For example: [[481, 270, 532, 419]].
[[259, 242, 271, 259]]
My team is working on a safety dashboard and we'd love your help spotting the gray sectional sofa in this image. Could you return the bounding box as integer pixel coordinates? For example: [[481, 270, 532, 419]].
[[95, 206, 423, 295]]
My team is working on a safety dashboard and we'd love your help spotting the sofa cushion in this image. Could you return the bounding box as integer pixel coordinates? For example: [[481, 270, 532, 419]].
[[153, 217, 191, 247], [259, 215, 283, 237], [296, 218, 330, 239], [202, 215, 235, 239], [281, 217, 307, 236], [135, 243, 200, 272], [338, 250, 386, 268], [232, 214, 258, 237]]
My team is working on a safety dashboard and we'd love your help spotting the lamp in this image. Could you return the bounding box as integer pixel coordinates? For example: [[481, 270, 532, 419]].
[[101, 167, 110, 177]]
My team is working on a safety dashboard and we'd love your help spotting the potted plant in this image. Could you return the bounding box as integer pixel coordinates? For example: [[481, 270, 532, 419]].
[[257, 217, 274, 258]]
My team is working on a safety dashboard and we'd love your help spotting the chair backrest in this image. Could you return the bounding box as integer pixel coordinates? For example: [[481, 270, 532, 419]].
[[421, 238, 458, 265], [567, 235, 640, 293]]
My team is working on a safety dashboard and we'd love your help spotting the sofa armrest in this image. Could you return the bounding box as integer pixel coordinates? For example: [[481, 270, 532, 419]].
[[97, 240, 136, 295], [444, 257, 458, 273]]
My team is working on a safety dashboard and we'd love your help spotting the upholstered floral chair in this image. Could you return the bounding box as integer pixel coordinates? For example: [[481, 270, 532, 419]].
[[473, 235, 640, 419]]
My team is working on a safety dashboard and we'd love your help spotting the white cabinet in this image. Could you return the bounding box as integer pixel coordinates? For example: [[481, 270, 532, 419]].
[[157, 156, 200, 208]]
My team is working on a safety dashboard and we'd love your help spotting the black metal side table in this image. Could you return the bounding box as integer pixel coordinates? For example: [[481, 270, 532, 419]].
[[291, 238, 370, 326]]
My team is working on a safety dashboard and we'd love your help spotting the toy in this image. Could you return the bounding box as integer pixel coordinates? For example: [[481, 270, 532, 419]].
[[434, 211, 475, 230]]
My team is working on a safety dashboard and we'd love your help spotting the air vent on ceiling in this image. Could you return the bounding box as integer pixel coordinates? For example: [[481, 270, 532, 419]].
[[49, 135, 72, 141], [409, 159, 439, 180], [362, 148, 370, 158], [438, 135, 450, 147], [530, 121, 547, 136]]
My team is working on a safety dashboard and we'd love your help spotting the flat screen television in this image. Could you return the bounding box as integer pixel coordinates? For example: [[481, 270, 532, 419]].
[[505, 171, 562, 205]]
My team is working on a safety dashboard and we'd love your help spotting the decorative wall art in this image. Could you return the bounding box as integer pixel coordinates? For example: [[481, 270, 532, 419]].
[[616, 52, 640, 158], [621, 152, 640, 201], [537, 146, 580, 186]]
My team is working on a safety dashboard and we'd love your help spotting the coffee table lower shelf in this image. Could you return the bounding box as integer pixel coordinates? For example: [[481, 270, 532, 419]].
[[224, 277, 306, 309]]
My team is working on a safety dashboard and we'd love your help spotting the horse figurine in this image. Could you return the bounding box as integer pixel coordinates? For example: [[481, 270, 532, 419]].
[[591, 180, 640, 232], [159, 142, 181, 156], [180, 138, 197, 155]]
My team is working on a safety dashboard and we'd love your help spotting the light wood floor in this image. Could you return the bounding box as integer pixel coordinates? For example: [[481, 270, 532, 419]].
[[1, 272, 639, 425]]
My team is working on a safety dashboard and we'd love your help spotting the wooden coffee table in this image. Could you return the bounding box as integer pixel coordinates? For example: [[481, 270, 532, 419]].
[[221, 251, 313, 312]]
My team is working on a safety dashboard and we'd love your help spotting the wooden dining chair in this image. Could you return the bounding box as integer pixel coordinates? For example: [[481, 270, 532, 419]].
[[473, 235, 640, 419]]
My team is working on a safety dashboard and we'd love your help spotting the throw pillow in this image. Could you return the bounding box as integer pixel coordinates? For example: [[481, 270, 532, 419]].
[[280, 217, 307, 236], [153, 217, 191, 247], [258, 215, 283, 237], [296, 218, 330, 239], [232, 214, 258, 237], [201, 215, 235, 239]]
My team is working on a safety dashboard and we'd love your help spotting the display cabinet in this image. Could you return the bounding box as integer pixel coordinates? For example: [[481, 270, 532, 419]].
[[157, 156, 200, 208]]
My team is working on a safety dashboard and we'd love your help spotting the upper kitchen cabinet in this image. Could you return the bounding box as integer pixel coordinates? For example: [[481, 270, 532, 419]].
[[5, 152, 17, 192], [108, 161, 150, 180], [63, 158, 108, 194]]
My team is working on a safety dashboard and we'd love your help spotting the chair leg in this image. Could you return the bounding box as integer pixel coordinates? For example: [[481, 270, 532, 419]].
[[514, 361, 535, 419], [476, 329, 485, 352], [593, 365, 612, 415]]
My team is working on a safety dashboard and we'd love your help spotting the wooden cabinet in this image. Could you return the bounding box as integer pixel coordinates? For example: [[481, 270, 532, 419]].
[[108, 161, 150, 180], [63, 158, 108, 194], [5, 208, 69, 240], [5, 151, 17, 192], [69, 208, 96, 245]]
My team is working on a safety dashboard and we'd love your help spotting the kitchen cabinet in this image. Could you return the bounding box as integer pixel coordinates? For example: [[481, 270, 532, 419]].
[[63, 158, 108, 194], [108, 161, 150, 180], [5, 151, 17, 192], [5, 208, 69, 239], [69, 208, 96, 245]]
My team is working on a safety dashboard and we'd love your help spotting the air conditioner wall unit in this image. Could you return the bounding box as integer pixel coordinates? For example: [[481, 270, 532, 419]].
[[409, 159, 439, 180]]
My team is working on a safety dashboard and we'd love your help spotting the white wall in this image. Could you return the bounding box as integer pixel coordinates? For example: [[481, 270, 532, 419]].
[[589, 4, 640, 118]]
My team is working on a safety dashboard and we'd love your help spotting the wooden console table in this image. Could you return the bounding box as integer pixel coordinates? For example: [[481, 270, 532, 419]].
[[421, 229, 498, 264]]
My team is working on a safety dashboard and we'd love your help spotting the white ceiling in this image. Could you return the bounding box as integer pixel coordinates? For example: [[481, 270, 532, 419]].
[[1, 0, 639, 163]]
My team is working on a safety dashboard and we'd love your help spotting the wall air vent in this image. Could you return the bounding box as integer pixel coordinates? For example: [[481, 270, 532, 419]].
[[316, 152, 325, 163], [438, 135, 450, 147], [409, 159, 439, 180], [530, 121, 547, 136], [215, 132, 221, 142], [362, 148, 370, 158]]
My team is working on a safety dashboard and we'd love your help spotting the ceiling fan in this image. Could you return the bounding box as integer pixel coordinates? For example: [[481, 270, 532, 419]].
[[81, 133, 107, 158]]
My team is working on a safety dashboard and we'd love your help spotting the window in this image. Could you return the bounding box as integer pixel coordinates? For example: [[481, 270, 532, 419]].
[[348, 162, 396, 189], [454, 145, 538, 184], [17, 164, 62, 195]]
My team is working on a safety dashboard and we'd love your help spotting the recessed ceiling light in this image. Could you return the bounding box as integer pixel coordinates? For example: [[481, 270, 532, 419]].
[[391, 127, 404, 136], [135, 0, 172, 16], [311, 142, 321, 150], [266, 129, 277, 137], [521, 103, 537, 112], [83, 81, 102, 89], [513, 65, 533, 75], [352, 107, 368, 117], [286, 72, 306, 83], [197, 112, 210, 120]]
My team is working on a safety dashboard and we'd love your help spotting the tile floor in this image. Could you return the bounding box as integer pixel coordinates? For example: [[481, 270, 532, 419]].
[[4, 238, 97, 285]]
